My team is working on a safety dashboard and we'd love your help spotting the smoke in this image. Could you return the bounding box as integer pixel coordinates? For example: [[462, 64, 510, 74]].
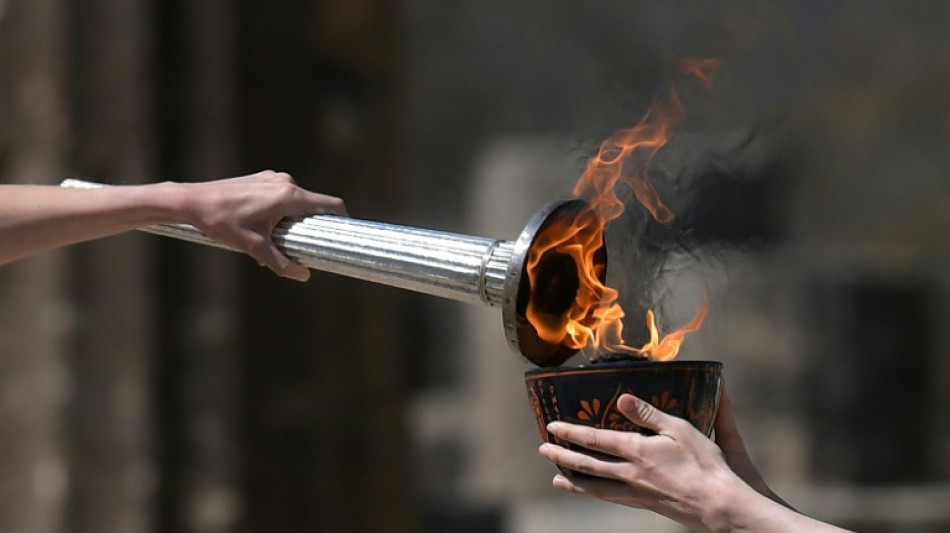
[[604, 114, 789, 351], [586, 40, 799, 353], [582, 1, 950, 365]]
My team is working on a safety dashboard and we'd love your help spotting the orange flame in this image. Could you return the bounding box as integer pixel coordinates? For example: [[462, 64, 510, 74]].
[[572, 88, 684, 226], [635, 304, 709, 361], [677, 58, 723, 90], [525, 209, 608, 349], [525, 59, 720, 361]]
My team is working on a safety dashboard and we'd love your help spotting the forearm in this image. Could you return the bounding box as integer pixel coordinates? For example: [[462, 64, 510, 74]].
[[0, 183, 188, 264], [540, 395, 853, 533], [710, 480, 852, 533]]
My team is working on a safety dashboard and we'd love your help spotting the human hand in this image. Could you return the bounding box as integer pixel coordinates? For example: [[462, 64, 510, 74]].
[[538, 392, 762, 532], [176, 170, 347, 281]]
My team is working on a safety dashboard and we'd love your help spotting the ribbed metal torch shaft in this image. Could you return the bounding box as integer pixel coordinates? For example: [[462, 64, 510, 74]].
[[60, 179, 515, 306]]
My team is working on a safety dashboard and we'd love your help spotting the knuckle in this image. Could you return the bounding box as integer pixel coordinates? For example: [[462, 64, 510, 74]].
[[326, 196, 346, 213], [245, 232, 269, 256], [555, 425, 576, 442], [264, 183, 299, 207], [618, 464, 641, 485], [273, 171, 295, 184], [583, 432, 601, 450], [636, 402, 656, 424], [563, 452, 593, 473], [256, 170, 294, 184], [276, 181, 299, 198], [619, 435, 642, 460]]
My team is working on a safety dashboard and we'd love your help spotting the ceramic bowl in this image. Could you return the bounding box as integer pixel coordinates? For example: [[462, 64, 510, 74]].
[[525, 360, 724, 453]]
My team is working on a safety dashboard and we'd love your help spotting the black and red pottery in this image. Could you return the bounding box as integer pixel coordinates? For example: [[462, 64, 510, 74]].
[[525, 360, 724, 456]]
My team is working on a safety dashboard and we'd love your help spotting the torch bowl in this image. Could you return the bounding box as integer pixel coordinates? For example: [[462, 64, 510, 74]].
[[525, 360, 723, 456]]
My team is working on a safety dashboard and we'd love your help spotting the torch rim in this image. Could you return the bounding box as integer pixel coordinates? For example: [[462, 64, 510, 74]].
[[502, 198, 600, 367]]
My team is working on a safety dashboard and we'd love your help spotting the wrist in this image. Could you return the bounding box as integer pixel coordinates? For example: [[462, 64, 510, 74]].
[[700, 471, 772, 533], [144, 181, 196, 226], [704, 475, 822, 533]]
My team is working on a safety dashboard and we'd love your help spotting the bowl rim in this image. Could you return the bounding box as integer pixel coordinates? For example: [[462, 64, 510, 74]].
[[524, 359, 723, 379]]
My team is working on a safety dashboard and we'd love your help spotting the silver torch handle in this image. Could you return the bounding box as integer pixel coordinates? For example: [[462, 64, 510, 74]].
[[60, 178, 516, 307]]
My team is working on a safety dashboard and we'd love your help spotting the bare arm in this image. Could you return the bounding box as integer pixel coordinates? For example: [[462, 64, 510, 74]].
[[0, 170, 346, 281], [538, 392, 852, 533]]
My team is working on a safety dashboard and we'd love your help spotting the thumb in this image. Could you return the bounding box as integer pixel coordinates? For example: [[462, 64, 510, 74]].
[[616, 394, 678, 435]]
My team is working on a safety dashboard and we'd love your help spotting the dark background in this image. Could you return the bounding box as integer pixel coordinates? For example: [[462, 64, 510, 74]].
[[2, 1, 950, 532]]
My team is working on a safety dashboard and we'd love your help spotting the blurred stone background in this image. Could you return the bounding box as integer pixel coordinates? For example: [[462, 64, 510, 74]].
[[2, 1, 949, 532]]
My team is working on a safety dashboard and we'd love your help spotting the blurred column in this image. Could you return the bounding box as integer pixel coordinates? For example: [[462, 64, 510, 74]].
[[806, 280, 934, 484], [152, 1, 242, 533], [66, 0, 157, 532], [236, 1, 413, 532], [460, 139, 578, 506], [0, 1, 71, 532]]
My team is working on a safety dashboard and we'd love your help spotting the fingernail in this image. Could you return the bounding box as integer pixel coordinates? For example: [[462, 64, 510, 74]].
[[538, 443, 550, 454], [546, 421, 562, 434], [552, 474, 573, 491], [617, 394, 639, 412]]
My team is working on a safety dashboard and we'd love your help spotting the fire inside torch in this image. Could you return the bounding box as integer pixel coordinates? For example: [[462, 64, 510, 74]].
[[60, 178, 605, 367]]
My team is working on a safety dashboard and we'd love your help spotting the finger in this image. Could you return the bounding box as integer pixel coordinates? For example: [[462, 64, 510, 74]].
[[552, 474, 649, 509], [616, 393, 682, 436], [294, 190, 348, 217], [546, 421, 643, 459], [275, 255, 311, 282], [538, 442, 628, 482], [247, 232, 310, 282]]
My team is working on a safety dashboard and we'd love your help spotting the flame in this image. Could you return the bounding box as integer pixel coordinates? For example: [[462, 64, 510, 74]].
[[572, 88, 684, 226], [635, 304, 709, 361], [524, 209, 608, 349], [677, 58, 723, 90], [525, 58, 720, 362]]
